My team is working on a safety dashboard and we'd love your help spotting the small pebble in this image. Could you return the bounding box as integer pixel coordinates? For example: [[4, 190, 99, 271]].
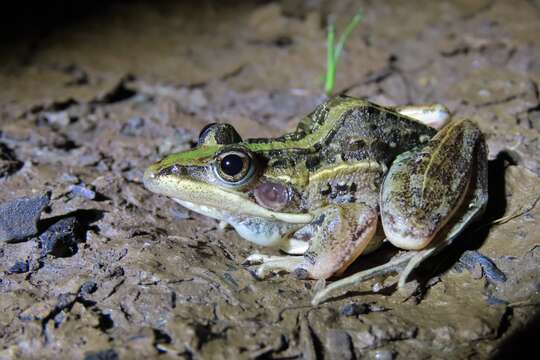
[[69, 184, 96, 200], [61, 173, 80, 184], [341, 302, 370, 316], [367, 303, 387, 312], [54, 310, 66, 327], [470, 263, 484, 280], [374, 349, 395, 360], [43, 111, 72, 127], [0, 193, 50, 242], [458, 250, 507, 284], [39, 217, 79, 257], [84, 349, 119, 360], [8, 260, 30, 274], [372, 282, 383, 292], [486, 295, 508, 306], [0, 142, 23, 178], [120, 117, 145, 136], [56, 295, 75, 313], [80, 280, 98, 294]]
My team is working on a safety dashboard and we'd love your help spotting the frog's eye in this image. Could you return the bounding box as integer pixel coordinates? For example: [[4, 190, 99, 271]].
[[214, 150, 254, 185], [198, 123, 242, 146]]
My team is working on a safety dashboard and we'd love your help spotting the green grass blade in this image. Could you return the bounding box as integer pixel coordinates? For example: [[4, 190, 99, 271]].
[[334, 10, 363, 62], [324, 21, 336, 96], [323, 9, 363, 96]]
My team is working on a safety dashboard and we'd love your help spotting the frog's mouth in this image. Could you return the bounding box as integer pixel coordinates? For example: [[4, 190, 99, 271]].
[[143, 169, 313, 225]]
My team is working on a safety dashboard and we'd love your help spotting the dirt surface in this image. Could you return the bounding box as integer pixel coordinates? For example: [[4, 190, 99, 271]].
[[0, 1, 539, 359]]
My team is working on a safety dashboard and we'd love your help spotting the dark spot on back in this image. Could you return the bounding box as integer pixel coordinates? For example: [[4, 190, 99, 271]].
[[346, 138, 367, 152], [305, 155, 320, 170], [336, 183, 349, 192], [270, 158, 295, 169], [320, 184, 332, 196]]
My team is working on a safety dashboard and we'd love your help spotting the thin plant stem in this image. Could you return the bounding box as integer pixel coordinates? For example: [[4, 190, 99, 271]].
[[324, 10, 363, 97], [324, 21, 336, 96], [335, 11, 363, 63]]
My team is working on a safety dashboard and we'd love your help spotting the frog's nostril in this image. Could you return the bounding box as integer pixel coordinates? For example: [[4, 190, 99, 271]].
[[144, 169, 156, 179]]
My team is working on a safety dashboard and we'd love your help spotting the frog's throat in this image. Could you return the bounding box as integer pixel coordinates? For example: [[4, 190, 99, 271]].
[[174, 199, 302, 247], [144, 175, 313, 224]]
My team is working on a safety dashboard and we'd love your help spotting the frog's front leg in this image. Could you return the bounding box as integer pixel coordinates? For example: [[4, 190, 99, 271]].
[[249, 203, 378, 280]]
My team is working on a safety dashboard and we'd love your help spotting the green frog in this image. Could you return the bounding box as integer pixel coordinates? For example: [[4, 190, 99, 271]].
[[143, 95, 488, 305]]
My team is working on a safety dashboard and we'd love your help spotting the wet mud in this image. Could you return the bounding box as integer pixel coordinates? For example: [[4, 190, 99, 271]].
[[0, 1, 539, 359]]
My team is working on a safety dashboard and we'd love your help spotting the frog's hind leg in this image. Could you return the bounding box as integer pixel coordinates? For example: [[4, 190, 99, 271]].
[[394, 104, 450, 129], [312, 251, 416, 305], [381, 119, 488, 293], [312, 120, 488, 305]]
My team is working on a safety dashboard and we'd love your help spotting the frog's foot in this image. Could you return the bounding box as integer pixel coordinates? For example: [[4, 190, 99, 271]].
[[242, 253, 294, 265], [253, 257, 305, 279], [242, 253, 304, 279], [393, 104, 450, 129], [311, 252, 416, 305], [312, 244, 455, 305], [242, 253, 282, 266]]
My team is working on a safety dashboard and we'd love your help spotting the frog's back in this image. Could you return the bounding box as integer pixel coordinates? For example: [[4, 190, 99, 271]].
[[330, 97, 434, 164], [243, 96, 438, 209], [286, 95, 437, 169]]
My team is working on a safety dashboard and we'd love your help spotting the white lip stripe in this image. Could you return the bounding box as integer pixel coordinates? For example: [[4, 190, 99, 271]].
[[146, 176, 313, 224]]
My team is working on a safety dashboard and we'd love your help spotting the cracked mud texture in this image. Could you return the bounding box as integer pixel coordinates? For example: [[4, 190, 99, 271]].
[[0, 0, 539, 359]]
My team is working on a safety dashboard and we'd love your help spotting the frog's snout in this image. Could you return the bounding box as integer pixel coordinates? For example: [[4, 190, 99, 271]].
[[142, 165, 158, 191]]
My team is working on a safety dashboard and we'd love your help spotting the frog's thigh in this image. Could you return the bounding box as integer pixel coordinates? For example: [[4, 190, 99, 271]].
[[393, 104, 450, 129], [381, 119, 487, 251], [296, 203, 378, 280]]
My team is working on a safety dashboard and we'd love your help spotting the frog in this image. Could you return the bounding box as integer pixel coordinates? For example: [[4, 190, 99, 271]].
[[143, 95, 488, 305]]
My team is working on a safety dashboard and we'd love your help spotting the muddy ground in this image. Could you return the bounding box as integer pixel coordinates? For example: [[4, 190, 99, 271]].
[[0, 0, 539, 359]]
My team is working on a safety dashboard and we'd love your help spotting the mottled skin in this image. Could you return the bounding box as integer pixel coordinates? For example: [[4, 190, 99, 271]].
[[144, 95, 488, 304]]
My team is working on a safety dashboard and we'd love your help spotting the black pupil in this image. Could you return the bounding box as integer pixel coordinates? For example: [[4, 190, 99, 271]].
[[220, 154, 245, 177]]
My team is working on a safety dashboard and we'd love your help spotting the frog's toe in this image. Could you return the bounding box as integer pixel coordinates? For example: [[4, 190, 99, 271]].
[[293, 267, 310, 280], [242, 253, 269, 265], [311, 252, 417, 305], [397, 279, 420, 298], [250, 257, 304, 279]]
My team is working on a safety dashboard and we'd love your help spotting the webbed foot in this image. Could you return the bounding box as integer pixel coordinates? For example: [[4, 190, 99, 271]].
[[243, 253, 304, 279], [311, 251, 416, 305]]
